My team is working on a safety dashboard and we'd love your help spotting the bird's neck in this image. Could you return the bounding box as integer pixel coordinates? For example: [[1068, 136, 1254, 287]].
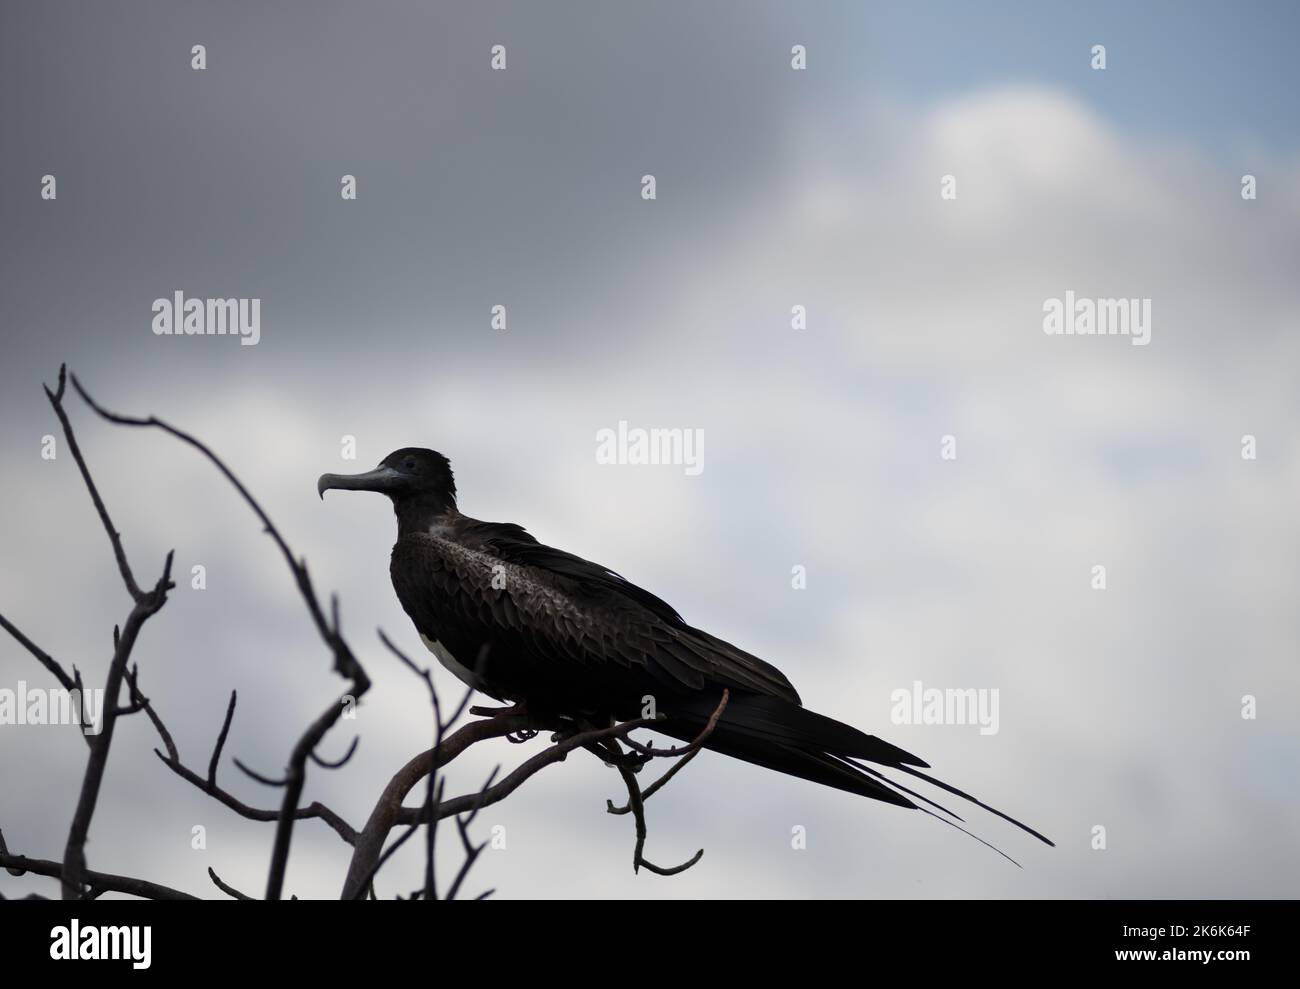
[[394, 493, 459, 537]]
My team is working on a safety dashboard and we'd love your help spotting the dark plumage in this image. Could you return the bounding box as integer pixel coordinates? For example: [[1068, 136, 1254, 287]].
[[319, 448, 1053, 855]]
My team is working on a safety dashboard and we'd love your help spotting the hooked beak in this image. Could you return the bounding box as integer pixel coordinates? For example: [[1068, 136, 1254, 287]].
[[317, 466, 405, 500]]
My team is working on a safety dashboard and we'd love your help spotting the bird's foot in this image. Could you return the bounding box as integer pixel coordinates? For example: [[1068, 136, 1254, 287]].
[[583, 740, 650, 773], [470, 700, 529, 719], [549, 726, 581, 743]]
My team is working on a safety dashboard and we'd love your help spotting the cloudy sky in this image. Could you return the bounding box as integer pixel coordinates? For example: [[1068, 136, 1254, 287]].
[[1, 1, 1297, 899]]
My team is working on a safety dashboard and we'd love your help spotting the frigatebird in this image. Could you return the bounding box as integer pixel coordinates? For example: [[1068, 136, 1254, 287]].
[[319, 448, 1053, 855]]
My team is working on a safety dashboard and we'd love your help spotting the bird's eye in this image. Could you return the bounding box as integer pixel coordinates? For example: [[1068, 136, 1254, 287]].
[[404, 459, 417, 471]]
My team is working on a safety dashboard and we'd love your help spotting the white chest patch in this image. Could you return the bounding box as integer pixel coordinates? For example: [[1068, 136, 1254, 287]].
[[419, 633, 489, 692]]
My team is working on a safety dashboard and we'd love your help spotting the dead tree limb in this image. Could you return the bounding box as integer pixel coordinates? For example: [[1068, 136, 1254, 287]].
[[2, 366, 721, 900], [607, 690, 730, 815], [68, 372, 374, 900], [35, 366, 177, 898], [1, 830, 196, 901]]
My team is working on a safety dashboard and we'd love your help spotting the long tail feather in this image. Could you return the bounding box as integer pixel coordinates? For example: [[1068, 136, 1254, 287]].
[[659, 691, 1053, 859]]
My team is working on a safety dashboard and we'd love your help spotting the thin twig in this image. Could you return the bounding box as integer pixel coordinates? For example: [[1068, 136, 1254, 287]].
[[1, 836, 196, 900], [606, 748, 703, 815], [616, 689, 730, 758], [0, 613, 77, 694], [207, 690, 237, 789], [44, 366, 142, 601], [234, 759, 289, 788], [207, 867, 254, 900], [310, 735, 360, 770], [155, 749, 357, 844], [606, 690, 729, 815], [445, 765, 499, 901], [70, 373, 366, 681], [61, 551, 174, 898]]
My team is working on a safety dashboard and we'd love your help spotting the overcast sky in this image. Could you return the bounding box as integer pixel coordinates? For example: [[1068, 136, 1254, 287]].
[[1, 1, 1297, 899]]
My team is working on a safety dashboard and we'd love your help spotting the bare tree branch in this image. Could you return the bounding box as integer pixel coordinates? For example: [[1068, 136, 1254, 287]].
[[207, 867, 253, 901], [0, 613, 78, 695], [121, 673, 361, 845], [68, 372, 373, 900], [123, 665, 177, 760], [608, 750, 704, 876], [32, 366, 179, 898], [44, 366, 144, 601], [607, 690, 730, 815], [341, 712, 540, 898], [207, 689, 237, 788], [59, 550, 174, 900], [1, 830, 196, 901], [70, 372, 366, 682], [617, 690, 730, 759], [445, 766, 499, 901], [154, 748, 358, 844], [310, 735, 360, 770], [3, 366, 718, 901]]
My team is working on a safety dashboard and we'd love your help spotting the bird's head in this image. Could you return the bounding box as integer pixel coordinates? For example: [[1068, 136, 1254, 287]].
[[317, 448, 457, 517]]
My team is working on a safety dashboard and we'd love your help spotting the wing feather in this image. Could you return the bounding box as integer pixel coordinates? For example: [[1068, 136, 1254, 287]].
[[389, 520, 801, 708]]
